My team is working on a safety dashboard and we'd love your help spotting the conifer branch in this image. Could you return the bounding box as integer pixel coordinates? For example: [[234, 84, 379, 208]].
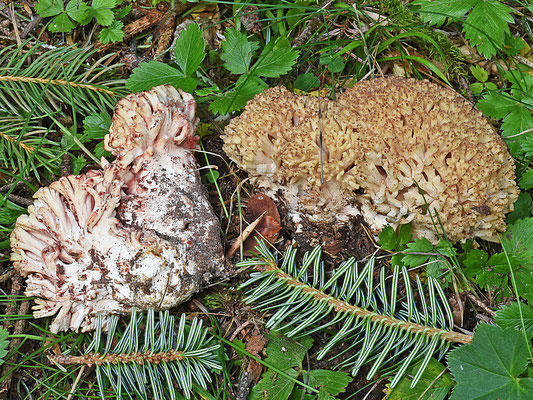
[[256, 262, 472, 344], [0, 75, 116, 96], [239, 242, 473, 388]]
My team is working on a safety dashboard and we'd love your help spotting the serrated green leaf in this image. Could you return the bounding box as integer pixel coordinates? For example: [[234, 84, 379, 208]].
[[174, 23, 205, 76], [65, 0, 90, 23], [487, 253, 521, 273], [127, 61, 197, 93], [92, 0, 116, 9], [93, 141, 109, 159], [519, 169, 533, 190], [477, 92, 533, 138], [82, 112, 111, 142], [470, 65, 488, 83], [436, 239, 457, 258], [402, 238, 433, 267], [250, 332, 313, 400], [36, 0, 64, 17], [477, 92, 517, 119], [507, 192, 533, 224], [99, 20, 124, 44], [448, 324, 533, 399], [463, 0, 514, 58], [263, 332, 312, 371], [221, 29, 259, 75], [307, 370, 351, 396], [470, 82, 483, 95], [495, 302, 533, 340], [250, 368, 299, 400], [91, 0, 116, 26], [501, 218, 533, 268], [521, 136, 533, 158], [397, 223, 413, 246], [389, 358, 453, 400], [252, 41, 298, 78], [379, 226, 398, 251], [209, 75, 267, 114], [412, 0, 476, 26], [49, 13, 76, 32], [463, 249, 489, 279], [294, 73, 320, 92]]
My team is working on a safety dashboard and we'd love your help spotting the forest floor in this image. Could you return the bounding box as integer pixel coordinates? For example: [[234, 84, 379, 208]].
[[0, 1, 532, 399]]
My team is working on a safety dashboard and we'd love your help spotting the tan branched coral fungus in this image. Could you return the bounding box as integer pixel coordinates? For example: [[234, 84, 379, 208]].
[[11, 86, 224, 333], [223, 77, 518, 243]]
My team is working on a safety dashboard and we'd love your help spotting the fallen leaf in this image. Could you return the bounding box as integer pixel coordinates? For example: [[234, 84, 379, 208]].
[[243, 194, 282, 255]]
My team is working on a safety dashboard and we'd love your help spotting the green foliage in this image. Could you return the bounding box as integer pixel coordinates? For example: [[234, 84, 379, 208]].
[[448, 324, 533, 399], [501, 218, 533, 303], [378, 224, 452, 284], [294, 73, 320, 92], [174, 23, 206, 76], [507, 193, 533, 224], [0, 327, 9, 366], [55, 310, 222, 400], [99, 20, 125, 44], [469, 65, 497, 95], [209, 34, 298, 114], [413, 0, 515, 58], [461, 249, 513, 296], [36, 0, 127, 43], [477, 70, 533, 160], [0, 41, 125, 180], [127, 22, 205, 93], [239, 242, 463, 390], [495, 302, 533, 340], [387, 358, 453, 400], [250, 332, 351, 400]]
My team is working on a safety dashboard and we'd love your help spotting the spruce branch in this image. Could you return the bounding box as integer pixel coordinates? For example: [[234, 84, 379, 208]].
[[255, 261, 471, 345], [0, 40, 127, 117], [0, 75, 116, 96], [239, 242, 473, 388], [49, 310, 222, 400], [0, 131, 35, 153]]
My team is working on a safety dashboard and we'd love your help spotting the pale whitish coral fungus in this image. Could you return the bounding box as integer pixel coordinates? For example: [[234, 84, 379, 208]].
[[223, 77, 518, 243], [11, 86, 224, 333]]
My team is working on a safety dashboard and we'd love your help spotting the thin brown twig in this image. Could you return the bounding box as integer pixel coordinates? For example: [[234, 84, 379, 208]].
[[8, 3, 21, 49], [2, 193, 32, 207], [66, 365, 85, 400], [465, 291, 496, 318], [225, 212, 266, 259]]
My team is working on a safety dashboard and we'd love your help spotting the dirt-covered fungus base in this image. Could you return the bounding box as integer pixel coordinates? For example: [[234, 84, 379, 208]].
[[11, 86, 224, 333], [223, 77, 518, 243]]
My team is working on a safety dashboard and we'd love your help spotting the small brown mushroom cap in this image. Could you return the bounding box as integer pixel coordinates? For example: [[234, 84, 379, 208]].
[[11, 86, 223, 332], [223, 77, 518, 242]]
